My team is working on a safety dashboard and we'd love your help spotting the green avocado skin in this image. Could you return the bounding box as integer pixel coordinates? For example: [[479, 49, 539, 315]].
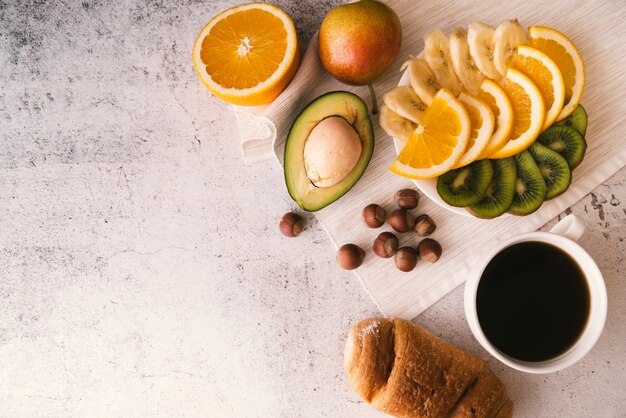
[[284, 91, 374, 212]]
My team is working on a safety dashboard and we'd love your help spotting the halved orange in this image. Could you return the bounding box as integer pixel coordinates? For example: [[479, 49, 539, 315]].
[[192, 3, 300, 106], [490, 68, 545, 159], [528, 26, 585, 120], [389, 88, 471, 179], [513, 45, 565, 131]]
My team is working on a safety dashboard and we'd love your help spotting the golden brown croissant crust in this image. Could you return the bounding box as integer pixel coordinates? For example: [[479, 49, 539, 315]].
[[344, 318, 513, 418]]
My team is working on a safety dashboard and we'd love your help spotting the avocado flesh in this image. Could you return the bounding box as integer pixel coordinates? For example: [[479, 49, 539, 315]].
[[284, 91, 374, 211]]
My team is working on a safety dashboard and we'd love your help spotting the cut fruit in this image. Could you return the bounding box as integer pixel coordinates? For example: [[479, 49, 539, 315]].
[[402, 56, 441, 105], [383, 86, 427, 124], [468, 157, 517, 218], [468, 21, 500, 80], [424, 29, 463, 96], [493, 19, 527, 77], [284, 92, 374, 212], [528, 26, 585, 121], [536, 125, 587, 169], [449, 27, 485, 95], [555, 104, 587, 136], [514, 45, 565, 131], [389, 89, 471, 179], [508, 151, 547, 215], [528, 142, 572, 200], [192, 3, 300, 106], [490, 68, 545, 159], [476, 79, 514, 158], [379, 104, 417, 143], [437, 159, 494, 207], [454, 92, 495, 168]]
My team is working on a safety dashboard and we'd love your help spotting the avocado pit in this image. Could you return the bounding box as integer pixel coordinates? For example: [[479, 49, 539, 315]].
[[304, 116, 362, 188]]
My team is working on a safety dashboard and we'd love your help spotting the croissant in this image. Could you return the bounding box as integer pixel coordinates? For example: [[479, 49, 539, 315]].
[[344, 318, 513, 418]]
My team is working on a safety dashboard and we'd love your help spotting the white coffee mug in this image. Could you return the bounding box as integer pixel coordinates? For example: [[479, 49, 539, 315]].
[[464, 215, 607, 374]]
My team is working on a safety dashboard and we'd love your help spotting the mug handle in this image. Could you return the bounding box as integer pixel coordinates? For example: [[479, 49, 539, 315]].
[[549, 214, 585, 242]]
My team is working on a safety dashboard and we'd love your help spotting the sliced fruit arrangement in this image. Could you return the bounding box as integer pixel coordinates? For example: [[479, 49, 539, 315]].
[[379, 19, 588, 217], [380, 20, 585, 173], [436, 103, 588, 217]]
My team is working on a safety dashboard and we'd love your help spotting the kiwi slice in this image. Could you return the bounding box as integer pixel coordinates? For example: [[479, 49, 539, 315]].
[[536, 125, 587, 169], [508, 151, 547, 216], [555, 104, 588, 136], [468, 158, 517, 218], [528, 142, 572, 200], [437, 160, 494, 207]]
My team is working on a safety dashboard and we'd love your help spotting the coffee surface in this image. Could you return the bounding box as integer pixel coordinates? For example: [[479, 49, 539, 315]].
[[477, 241, 590, 362]]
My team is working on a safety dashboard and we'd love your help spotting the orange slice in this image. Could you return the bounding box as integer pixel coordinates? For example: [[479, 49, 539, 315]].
[[476, 79, 514, 158], [528, 26, 585, 120], [454, 92, 494, 168], [389, 88, 471, 179], [490, 68, 545, 159], [514, 45, 565, 131], [192, 3, 300, 106]]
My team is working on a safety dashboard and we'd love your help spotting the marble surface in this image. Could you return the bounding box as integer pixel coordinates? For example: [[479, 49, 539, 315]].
[[0, 0, 624, 417]]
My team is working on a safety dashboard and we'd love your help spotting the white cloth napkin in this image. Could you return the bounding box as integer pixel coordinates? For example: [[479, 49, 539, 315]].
[[234, 0, 626, 319]]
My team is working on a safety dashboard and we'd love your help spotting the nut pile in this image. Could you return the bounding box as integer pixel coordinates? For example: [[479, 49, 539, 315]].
[[278, 189, 443, 273], [337, 188, 443, 272]]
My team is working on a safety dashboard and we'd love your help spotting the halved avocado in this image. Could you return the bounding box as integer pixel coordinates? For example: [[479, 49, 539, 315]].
[[284, 91, 374, 211]]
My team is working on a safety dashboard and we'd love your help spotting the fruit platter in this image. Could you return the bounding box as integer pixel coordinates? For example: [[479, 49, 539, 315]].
[[380, 21, 589, 218]]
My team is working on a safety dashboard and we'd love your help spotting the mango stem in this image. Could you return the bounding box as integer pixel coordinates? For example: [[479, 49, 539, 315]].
[[368, 83, 378, 115]]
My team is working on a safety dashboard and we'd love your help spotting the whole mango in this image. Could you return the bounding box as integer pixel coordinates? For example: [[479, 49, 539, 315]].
[[318, 0, 402, 112]]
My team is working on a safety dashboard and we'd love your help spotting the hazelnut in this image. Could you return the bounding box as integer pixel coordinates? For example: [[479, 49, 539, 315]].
[[394, 189, 420, 209], [363, 204, 386, 228], [373, 232, 399, 258], [394, 247, 418, 272], [414, 214, 436, 236], [418, 238, 442, 263], [388, 209, 415, 233], [337, 244, 365, 270], [279, 212, 304, 237]]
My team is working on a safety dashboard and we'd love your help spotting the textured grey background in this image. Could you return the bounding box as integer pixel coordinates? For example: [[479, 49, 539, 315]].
[[0, 0, 624, 417]]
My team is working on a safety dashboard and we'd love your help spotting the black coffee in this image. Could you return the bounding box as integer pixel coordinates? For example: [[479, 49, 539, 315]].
[[476, 241, 590, 362]]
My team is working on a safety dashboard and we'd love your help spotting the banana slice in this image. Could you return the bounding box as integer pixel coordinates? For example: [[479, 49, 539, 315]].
[[424, 29, 463, 96], [468, 21, 500, 80], [379, 104, 417, 142], [493, 19, 527, 77], [401, 56, 440, 105], [383, 86, 427, 124], [449, 27, 485, 95]]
